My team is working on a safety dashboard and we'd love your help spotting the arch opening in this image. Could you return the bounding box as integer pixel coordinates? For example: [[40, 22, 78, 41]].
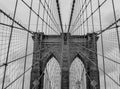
[[43, 57, 61, 89], [69, 57, 86, 89]]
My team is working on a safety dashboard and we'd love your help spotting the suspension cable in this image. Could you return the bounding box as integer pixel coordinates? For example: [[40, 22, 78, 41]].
[[68, 0, 75, 32], [39, 0, 61, 33], [78, 43, 120, 65], [70, 0, 87, 31], [56, 0, 63, 32], [44, 0, 61, 32], [78, 51, 120, 87], [71, 0, 107, 34], [21, 0, 60, 34], [98, 0, 107, 88], [0, 9, 33, 34], [70, 0, 91, 32]]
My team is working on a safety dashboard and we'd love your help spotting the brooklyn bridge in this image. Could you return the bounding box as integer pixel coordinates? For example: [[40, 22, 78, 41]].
[[0, 0, 120, 89]]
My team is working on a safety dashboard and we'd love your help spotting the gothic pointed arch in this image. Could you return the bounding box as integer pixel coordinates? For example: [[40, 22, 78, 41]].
[[41, 51, 61, 70], [70, 57, 87, 89], [43, 56, 61, 89], [70, 53, 89, 68]]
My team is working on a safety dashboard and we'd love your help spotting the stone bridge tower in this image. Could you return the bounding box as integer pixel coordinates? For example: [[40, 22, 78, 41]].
[[30, 32, 100, 89]]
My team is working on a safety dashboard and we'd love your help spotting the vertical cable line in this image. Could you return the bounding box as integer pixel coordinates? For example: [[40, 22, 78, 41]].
[[111, 0, 120, 55], [70, 0, 90, 32], [39, 0, 61, 33], [21, 0, 59, 34], [45, 11, 48, 33], [22, 0, 33, 89], [98, 10, 106, 89], [77, 0, 81, 35], [46, 0, 52, 34], [68, 0, 76, 32], [56, 0, 63, 33], [2, 0, 18, 89], [70, 0, 87, 32], [41, 0, 46, 32], [85, 1, 89, 34], [72, 0, 85, 25], [44, 0, 61, 32], [45, 0, 49, 34], [71, 0, 91, 33], [90, 0, 94, 32], [71, 0, 107, 34], [82, 0, 86, 46], [36, 0, 41, 32], [45, 0, 50, 34]]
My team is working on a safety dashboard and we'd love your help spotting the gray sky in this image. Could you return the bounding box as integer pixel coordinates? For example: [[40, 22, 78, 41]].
[[0, 0, 120, 89]]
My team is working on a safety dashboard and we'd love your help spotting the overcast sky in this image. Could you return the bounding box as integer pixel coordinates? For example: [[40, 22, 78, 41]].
[[0, 0, 120, 89]]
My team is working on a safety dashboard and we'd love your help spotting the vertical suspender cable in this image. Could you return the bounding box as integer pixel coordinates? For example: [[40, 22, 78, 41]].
[[68, 0, 75, 33], [56, 0, 63, 33], [111, 0, 120, 54], [2, 0, 18, 89], [98, 0, 107, 89], [22, 0, 33, 89], [90, 0, 94, 32], [36, 0, 41, 32], [41, 0, 46, 32]]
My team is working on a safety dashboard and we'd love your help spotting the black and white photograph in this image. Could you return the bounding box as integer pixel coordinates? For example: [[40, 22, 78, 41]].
[[0, 0, 120, 89]]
